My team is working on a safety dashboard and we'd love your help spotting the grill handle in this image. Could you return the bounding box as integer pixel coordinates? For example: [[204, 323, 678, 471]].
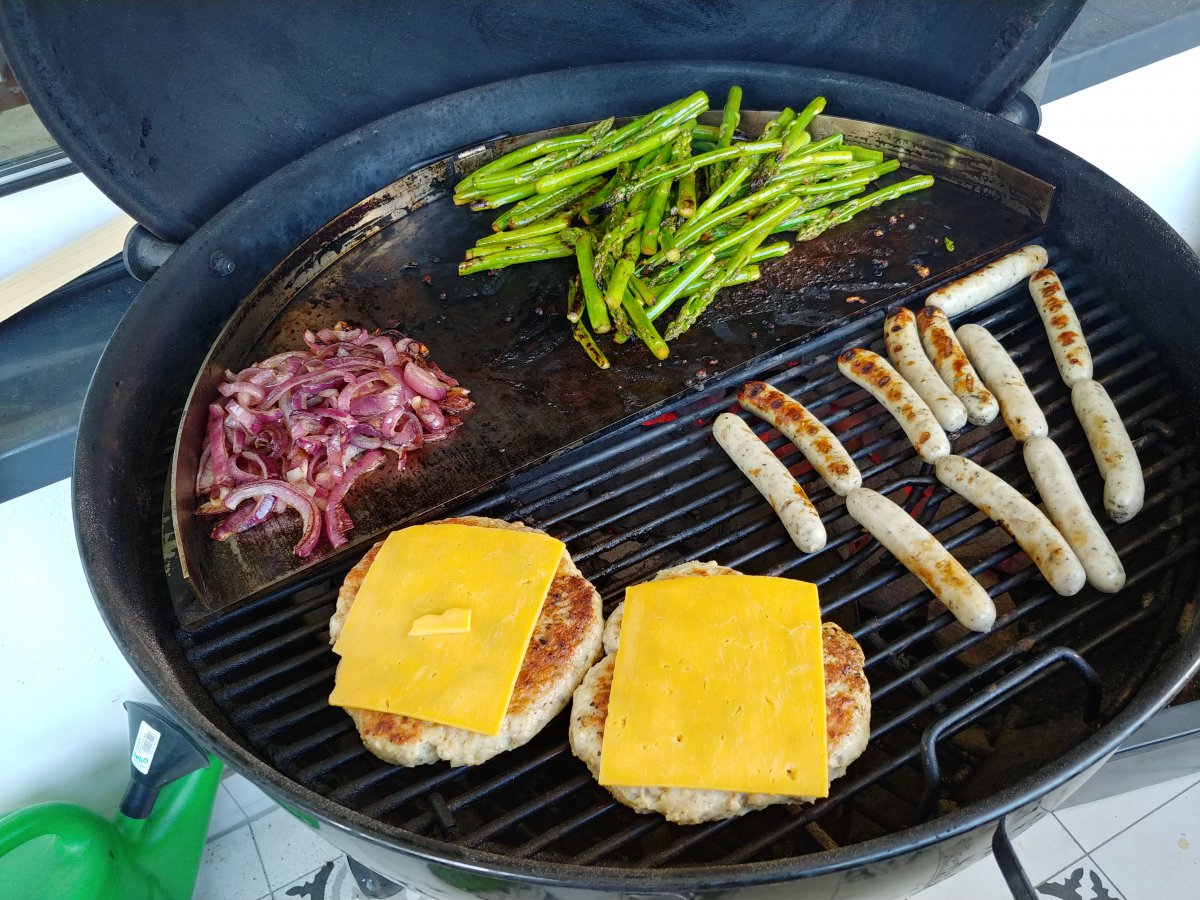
[[992, 814, 1038, 900], [917, 645, 1103, 818]]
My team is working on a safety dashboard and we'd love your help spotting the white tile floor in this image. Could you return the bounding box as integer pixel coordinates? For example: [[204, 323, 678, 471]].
[[196, 768, 1199, 900], [909, 772, 1200, 900]]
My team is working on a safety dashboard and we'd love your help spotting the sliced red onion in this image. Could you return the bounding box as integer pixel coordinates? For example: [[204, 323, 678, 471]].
[[362, 335, 401, 366], [250, 420, 289, 458], [225, 400, 263, 435], [410, 395, 446, 430], [262, 368, 350, 408], [381, 407, 423, 448], [439, 387, 474, 415], [219, 479, 322, 556], [323, 450, 384, 549], [349, 385, 409, 418], [195, 443, 215, 495], [403, 361, 449, 400], [257, 350, 310, 371], [219, 380, 267, 406], [206, 403, 237, 488], [421, 358, 461, 388], [210, 494, 274, 540], [199, 327, 472, 557]]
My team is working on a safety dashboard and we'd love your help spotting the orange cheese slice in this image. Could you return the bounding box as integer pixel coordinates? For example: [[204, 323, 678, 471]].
[[599, 574, 828, 797], [409, 607, 472, 636], [329, 523, 563, 735]]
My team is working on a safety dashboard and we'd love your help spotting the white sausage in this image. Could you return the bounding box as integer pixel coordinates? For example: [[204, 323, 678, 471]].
[[925, 244, 1049, 316], [916, 306, 1000, 426], [712, 412, 827, 552], [846, 487, 996, 632], [1029, 268, 1093, 387], [837, 348, 950, 463], [1023, 436, 1125, 593], [956, 323, 1048, 442], [884, 306, 969, 432], [737, 381, 862, 497], [1071, 380, 1144, 523], [934, 454, 1086, 596]]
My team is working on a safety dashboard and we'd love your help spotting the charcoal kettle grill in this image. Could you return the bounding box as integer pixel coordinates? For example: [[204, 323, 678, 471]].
[[5, 3, 1200, 898]]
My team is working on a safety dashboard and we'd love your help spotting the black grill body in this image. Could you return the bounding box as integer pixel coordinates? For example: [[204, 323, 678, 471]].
[[71, 63, 1200, 898]]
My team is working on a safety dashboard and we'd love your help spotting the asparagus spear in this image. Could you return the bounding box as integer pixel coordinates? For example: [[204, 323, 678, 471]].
[[639, 173, 674, 256], [467, 183, 539, 210], [644, 251, 716, 321], [475, 216, 570, 245], [580, 92, 707, 162], [627, 275, 655, 307], [603, 140, 782, 208], [574, 235, 610, 334], [676, 124, 700, 219], [739, 107, 796, 197], [465, 235, 569, 259], [827, 174, 934, 225], [610, 303, 633, 341], [666, 265, 761, 308], [750, 96, 825, 192], [457, 146, 585, 197], [677, 170, 698, 218], [593, 210, 647, 282], [621, 289, 670, 359], [604, 249, 639, 311], [711, 85, 743, 185], [457, 243, 573, 275], [505, 175, 605, 228], [671, 179, 795, 252], [664, 196, 803, 340], [790, 159, 899, 195], [646, 197, 800, 280], [455, 133, 595, 194], [566, 275, 584, 323], [579, 165, 628, 226], [572, 318, 610, 369], [847, 145, 885, 162], [687, 166, 749, 230], [534, 127, 680, 195]]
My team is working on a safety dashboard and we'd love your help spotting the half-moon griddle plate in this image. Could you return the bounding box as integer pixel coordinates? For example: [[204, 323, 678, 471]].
[[169, 111, 1052, 623]]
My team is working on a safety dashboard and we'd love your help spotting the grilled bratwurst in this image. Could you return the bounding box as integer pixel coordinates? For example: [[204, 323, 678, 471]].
[[330, 516, 603, 767], [569, 561, 870, 825]]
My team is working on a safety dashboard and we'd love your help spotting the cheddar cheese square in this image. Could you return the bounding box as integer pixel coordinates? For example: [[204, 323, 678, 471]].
[[329, 523, 563, 735], [599, 574, 828, 797]]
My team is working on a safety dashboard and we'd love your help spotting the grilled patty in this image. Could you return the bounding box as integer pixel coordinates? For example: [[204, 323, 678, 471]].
[[569, 561, 871, 824], [330, 516, 603, 767]]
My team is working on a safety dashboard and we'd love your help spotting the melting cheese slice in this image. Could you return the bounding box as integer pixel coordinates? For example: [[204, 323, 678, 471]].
[[329, 523, 563, 735], [599, 574, 828, 797], [409, 607, 471, 636]]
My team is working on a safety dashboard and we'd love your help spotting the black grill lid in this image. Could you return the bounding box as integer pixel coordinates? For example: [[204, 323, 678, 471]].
[[0, 0, 1083, 243]]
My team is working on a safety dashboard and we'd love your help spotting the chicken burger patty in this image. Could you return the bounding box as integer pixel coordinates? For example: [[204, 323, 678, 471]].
[[331, 516, 603, 767], [569, 561, 870, 824]]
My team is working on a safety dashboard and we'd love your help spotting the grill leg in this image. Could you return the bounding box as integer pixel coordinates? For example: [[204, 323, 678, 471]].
[[346, 856, 405, 898]]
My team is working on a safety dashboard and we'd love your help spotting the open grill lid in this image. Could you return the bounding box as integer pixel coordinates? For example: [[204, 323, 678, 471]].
[[0, 0, 1083, 243]]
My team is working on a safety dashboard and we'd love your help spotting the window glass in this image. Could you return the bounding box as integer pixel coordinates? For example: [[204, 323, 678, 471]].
[[1, 39, 72, 193]]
